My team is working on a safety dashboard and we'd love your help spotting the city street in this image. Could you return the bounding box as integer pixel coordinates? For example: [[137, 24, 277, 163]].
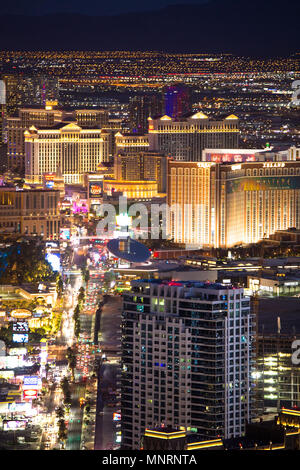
[[94, 295, 122, 450], [66, 382, 85, 450]]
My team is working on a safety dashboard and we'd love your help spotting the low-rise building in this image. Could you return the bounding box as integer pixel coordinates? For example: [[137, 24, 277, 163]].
[[0, 187, 60, 240]]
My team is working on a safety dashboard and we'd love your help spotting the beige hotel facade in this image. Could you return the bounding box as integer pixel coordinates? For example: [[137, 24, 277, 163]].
[[0, 188, 61, 240], [167, 160, 300, 248], [25, 122, 106, 185]]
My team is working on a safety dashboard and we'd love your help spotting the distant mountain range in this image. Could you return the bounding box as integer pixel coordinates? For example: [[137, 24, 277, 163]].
[[0, 1, 299, 56]]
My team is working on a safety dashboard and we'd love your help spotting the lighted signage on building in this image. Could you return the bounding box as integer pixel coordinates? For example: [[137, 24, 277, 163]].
[[23, 376, 42, 390], [40, 338, 48, 366], [0, 370, 14, 379], [72, 200, 88, 214], [60, 228, 70, 240], [204, 152, 256, 163], [12, 321, 29, 333], [263, 162, 285, 168], [3, 420, 27, 431], [113, 412, 121, 421], [0, 356, 25, 369], [46, 252, 61, 272], [8, 347, 27, 356], [8, 402, 31, 412], [33, 307, 47, 318], [23, 389, 38, 400], [13, 333, 29, 343], [89, 181, 103, 198], [197, 162, 212, 168], [10, 309, 32, 319], [227, 176, 300, 193]]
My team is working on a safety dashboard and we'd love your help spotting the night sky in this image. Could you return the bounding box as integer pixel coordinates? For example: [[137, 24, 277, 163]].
[[0, 0, 298, 54], [0, 0, 210, 16]]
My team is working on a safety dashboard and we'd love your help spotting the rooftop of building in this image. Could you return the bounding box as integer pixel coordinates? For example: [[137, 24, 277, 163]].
[[222, 436, 281, 450], [128, 261, 181, 272], [145, 426, 182, 435], [150, 111, 239, 122], [186, 256, 300, 270], [132, 278, 242, 291], [269, 228, 300, 234], [17, 105, 108, 113], [25, 121, 104, 132], [0, 187, 60, 193]]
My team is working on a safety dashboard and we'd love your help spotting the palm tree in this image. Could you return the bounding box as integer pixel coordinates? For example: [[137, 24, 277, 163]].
[[45, 363, 51, 380], [66, 347, 77, 382], [56, 406, 65, 420]]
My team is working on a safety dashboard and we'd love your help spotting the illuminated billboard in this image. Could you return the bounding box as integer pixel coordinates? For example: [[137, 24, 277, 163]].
[[13, 321, 29, 333], [8, 402, 31, 412], [0, 356, 25, 369], [33, 307, 48, 318], [8, 347, 27, 356], [3, 420, 27, 431], [13, 333, 29, 343], [60, 228, 70, 240], [0, 370, 14, 379], [45, 180, 54, 189], [10, 309, 32, 319], [89, 181, 103, 198], [204, 152, 256, 163], [46, 252, 61, 272], [227, 176, 300, 193], [23, 389, 38, 400], [23, 376, 42, 390]]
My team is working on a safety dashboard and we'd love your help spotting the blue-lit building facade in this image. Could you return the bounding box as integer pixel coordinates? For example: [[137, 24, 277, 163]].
[[163, 84, 191, 120]]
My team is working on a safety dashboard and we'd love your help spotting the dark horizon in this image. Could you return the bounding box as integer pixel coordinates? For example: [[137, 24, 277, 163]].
[[0, 0, 210, 16], [0, 1, 298, 56]]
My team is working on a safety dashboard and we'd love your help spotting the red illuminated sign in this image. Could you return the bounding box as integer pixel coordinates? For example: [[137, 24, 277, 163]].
[[90, 184, 102, 195], [23, 389, 38, 400], [206, 153, 256, 163]]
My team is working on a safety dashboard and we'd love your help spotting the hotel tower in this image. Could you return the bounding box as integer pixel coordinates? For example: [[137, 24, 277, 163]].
[[121, 280, 253, 449]]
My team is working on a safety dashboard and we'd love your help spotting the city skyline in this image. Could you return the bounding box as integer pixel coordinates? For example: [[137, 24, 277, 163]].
[[0, 0, 300, 457]]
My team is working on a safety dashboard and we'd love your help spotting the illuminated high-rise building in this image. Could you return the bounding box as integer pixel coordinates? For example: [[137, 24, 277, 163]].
[[114, 151, 168, 193], [7, 104, 111, 174], [25, 122, 105, 185], [163, 84, 191, 120], [75, 109, 109, 129], [2, 75, 21, 118], [16, 75, 59, 108], [121, 280, 253, 449], [0, 79, 5, 146], [148, 113, 240, 161], [101, 118, 123, 163], [167, 159, 300, 249], [2, 74, 59, 112], [115, 132, 149, 155], [256, 333, 300, 413], [0, 187, 60, 240], [1, 75, 59, 146], [128, 94, 161, 134], [168, 161, 213, 247], [7, 102, 65, 174]]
